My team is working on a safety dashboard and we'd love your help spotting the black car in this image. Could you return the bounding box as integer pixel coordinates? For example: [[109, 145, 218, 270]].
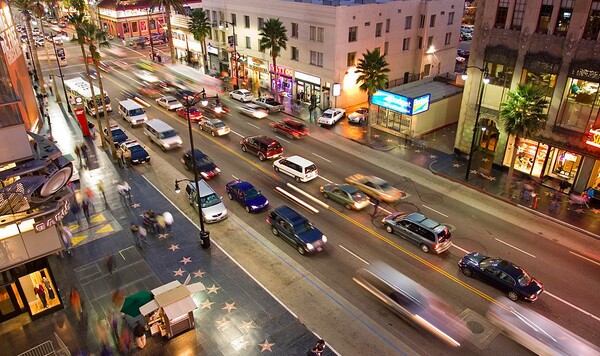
[[181, 149, 220, 180], [266, 205, 327, 255], [175, 88, 195, 102], [458, 252, 544, 302], [121, 139, 150, 164], [105, 125, 128, 147]]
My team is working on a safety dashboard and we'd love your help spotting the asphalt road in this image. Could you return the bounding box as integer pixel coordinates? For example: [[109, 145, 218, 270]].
[[42, 36, 600, 355]]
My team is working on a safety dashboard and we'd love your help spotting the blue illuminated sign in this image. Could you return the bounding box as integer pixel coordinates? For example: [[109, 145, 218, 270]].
[[371, 90, 431, 116]]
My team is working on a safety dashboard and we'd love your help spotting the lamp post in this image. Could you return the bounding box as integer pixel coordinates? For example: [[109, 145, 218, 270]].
[[174, 89, 222, 249], [220, 21, 239, 90], [50, 36, 70, 111], [146, 8, 156, 61], [463, 66, 490, 181]]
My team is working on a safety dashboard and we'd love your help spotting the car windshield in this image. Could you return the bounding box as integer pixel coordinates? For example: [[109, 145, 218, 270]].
[[129, 145, 144, 153], [167, 99, 178, 104], [112, 129, 124, 136], [130, 108, 145, 116], [160, 130, 178, 139], [293, 220, 313, 235], [517, 270, 532, 286], [244, 187, 261, 199], [378, 181, 392, 190], [200, 193, 221, 208], [196, 156, 213, 165], [479, 258, 499, 269]]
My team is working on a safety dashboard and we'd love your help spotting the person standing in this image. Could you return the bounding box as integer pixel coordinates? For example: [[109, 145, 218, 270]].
[[105, 254, 116, 276], [70, 287, 82, 321], [80, 144, 89, 168], [82, 199, 91, 223], [34, 284, 47, 309], [116, 146, 123, 168], [309, 339, 327, 356], [371, 197, 380, 217], [139, 225, 148, 244], [42, 276, 55, 300], [163, 211, 173, 232], [133, 321, 147, 349], [122, 147, 131, 168], [130, 223, 141, 247], [97, 181, 107, 204]]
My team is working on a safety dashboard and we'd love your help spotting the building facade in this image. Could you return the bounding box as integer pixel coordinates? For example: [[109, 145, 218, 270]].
[[170, 0, 463, 108], [457, 0, 600, 193], [97, 0, 166, 40]]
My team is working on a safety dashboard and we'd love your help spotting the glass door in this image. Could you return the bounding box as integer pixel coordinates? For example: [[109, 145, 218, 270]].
[[0, 283, 24, 321]]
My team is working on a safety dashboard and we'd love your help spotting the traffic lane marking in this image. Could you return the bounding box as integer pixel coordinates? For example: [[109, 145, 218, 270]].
[[545, 291, 600, 323], [247, 122, 260, 129], [422, 204, 448, 218], [230, 130, 244, 138], [339, 245, 370, 265], [274, 187, 319, 214], [569, 251, 600, 267], [275, 135, 290, 144], [318, 175, 333, 184], [312, 152, 331, 163], [494, 238, 536, 258]]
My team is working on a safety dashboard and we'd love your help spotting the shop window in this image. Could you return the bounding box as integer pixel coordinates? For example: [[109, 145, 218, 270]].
[[403, 38, 410, 51], [244, 15, 250, 29], [149, 19, 156, 31], [552, 150, 581, 179], [430, 14, 436, 28], [511, 0, 526, 31], [131, 22, 138, 33], [584, 1, 600, 40], [521, 68, 556, 112], [513, 139, 548, 178], [384, 41, 389, 55], [405, 16, 412, 30], [485, 62, 514, 88], [417, 36, 423, 49], [479, 120, 499, 153], [537, 0, 554, 33], [495, 0, 509, 28], [556, 0, 575, 36], [375, 22, 382, 37], [558, 78, 600, 132], [348, 26, 357, 42], [258, 17, 264, 30], [347, 51, 356, 66], [448, 12, 455, 25], [18, 268, 60, 316], [123, 23, 129, 34], [292, 23, 299, 38]]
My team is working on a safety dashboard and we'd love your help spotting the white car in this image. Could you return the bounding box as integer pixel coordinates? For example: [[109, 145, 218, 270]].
[[456, 56, 466, 63], [156, 96, 183, 110], [52, 36, 63, 45], [135, 70, 159, 83], [348, 107, 368, 124], [317, 108, 346, 126], [238, 103, 268, 119], [229, 89, 254, 102]]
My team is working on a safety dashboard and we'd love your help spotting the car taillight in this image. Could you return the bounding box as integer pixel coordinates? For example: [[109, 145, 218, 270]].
[[266, 216, 271, 224]]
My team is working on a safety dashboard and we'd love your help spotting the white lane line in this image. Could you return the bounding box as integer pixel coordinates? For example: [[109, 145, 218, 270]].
[[569, 251, 600, 267], [231, 130, 244, 138], [274, 187, 319, 213], [275, 135, 290, 143], [232, 175, 239, 180], [545, 291, 600, 322], [339, 245, 370, 265], [451, 243, 470, 254], [312, 152, 331, 163], [369, 201, 392, 215], [494, 238, 536, 258], [247, 122, 260, 129], [422, 204, 448, 218], [286, 183, 330, 209], [318, 175, 333, 184], [119, 73, 143, 86]]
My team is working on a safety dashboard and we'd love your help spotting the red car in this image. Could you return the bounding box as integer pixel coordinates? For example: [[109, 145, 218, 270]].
[[270, 118, 309, 139], [138, 85, 161, 99], [176, 107, 203, 121]]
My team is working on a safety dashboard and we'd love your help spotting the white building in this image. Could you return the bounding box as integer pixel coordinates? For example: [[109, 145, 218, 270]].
[[170, 0, 463, 108]]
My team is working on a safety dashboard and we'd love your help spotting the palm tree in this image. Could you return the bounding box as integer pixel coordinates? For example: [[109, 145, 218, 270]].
[[499, 83, 549, 195], [355, 48, 390, 144], [259, 18, 288, 95], [12, 0, 46, 92], [188, 8, 211, 73], [149, 0, 185, 64]]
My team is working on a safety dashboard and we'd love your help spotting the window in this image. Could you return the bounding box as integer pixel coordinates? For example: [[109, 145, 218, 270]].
[[430, 14, 436, 27], [375, 22, 382, 37], [365, 22, 370, 27], [317, 27, 324, 42], [385, 18, 391, 32], [348, 26, 358, 42], [311, 26, 324, 42], [131, 22, 137, 33], [384, 41, 389, 55], [427, 36, 433, 48], [347, 51, 356, 66], [405, 16, 412, 30], [537, 0, 554, 33], [419, 15, 425, 28], [445, 32, 452, 45], [231, 13, 236, 26], [310, 26, 316, 41], [310, 51, 323, 67], [495, 0, 509, 28], [402, 38, 410, 51], [448, 11, 455, 25], [245, 36, 251, 49], [244, 15, 250, 28], [258, 39, 264, 52], [291, 46, 299, 61], [485, 62, 514, 88], [556, 0, 575, 35], [292, 22, 299, 38], [258, 17, 264, 29], [511, 0, 526, 30], [212, 10, 217, 23], [584, 1, 600, 39], [418, 36, 423, 49]]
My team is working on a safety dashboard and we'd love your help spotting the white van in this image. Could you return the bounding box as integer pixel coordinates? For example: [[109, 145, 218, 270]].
[[118, 99, 147, 126], [144, 119, 183, 151], [185, 180, 228, 223], [273, 155, 318, 182]]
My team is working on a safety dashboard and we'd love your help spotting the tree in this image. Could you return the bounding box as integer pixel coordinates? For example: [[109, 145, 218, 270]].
[[12, 0, 46, 92], [149, 0, 185, 64], [355, 48, 390, 144], [188, 8, 211, 73], [499, 83, 549, 195], [259, 19, 288, 95]]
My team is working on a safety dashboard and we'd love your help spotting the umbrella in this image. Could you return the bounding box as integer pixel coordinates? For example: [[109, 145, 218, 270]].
[[120, 290, 153, 317]]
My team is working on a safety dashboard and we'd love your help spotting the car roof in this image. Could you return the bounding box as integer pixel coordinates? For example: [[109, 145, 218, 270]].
[[273, 205, 307, 225], [494, 259, 525, 278], [285, 155, 315, 166], [163, 96, 177, 100], [340, 185, 360, 194], [231, 180, 253, 190], [187, 148, 207, 158], [238, 89, 251, 93]]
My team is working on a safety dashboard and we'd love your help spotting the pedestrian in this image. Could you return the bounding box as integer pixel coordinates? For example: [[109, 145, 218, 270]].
[[59, 222, 73, 255], [88, 121, 96, 138], [122, 147, 131, 168], [371, 198, 380, 217], [48, 75, 54, 95], [119, 319, 132, 353], [112, 288, 125, 308], [82, 199, 91, 223], [117, 181, 131, 201], [85, 186, 95, 201], [156, 214, 166, 235], [163, 211, 173, 232], [97, 180, 107, 204], [105, 254, 116, 276], [74, 145, 82, 166], [133, 321, 147, 349], [139, 225, 148, 244], [70, 200, 82, 224], [70, 287, 82, 321], [130, 222, 141, 247], [549, 193, 560, 213], [80, 143, 89, 168], [116, 146, 123, 168], [559, 179, 569, 193], [96, 318, 111, 349], [309, 339, 327, 356]]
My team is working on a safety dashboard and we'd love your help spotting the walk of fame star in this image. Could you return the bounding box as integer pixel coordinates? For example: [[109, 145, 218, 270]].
[[259, 340, 275, 352], [240, 320, 256, 330], [193, 270, 206, 278], [201, 299, 214, 309], [222, 302, 237, 313], [168, 244, 180, 251], [131, 202, 141, 208], [206, 284, 221, 294], [173, 268, 184, 276], [180, 257, 192, 265]]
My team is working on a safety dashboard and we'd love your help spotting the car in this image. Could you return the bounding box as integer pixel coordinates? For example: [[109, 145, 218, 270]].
[[273, 155, 318, 183], [120, 139, 150, 164], [50, 19, 58, 25], [129, 36, 149, 47], [240, 135, 283, 161], [320, 184, 370, 210], [458, 252, 544, 302], [348, 107, 369, 124], [203, 100, 230, 116], [138, 84, 162, 99], [104, 125, 129, 147], [199, 118, 230, 137], [238, 103, 268, 119], [266, 205, 327, 255], [181, 149, 221, 179], [176, 106, 203, 121], [52, 35, 63, 45], [44, 32, 52, 40], [156, 96, 183, 110], [112, 60, 129, 70], [135, 70, 159, 83], [34, 37, 45, 47], [382, 212, 453, 254], [252, 97, 285, 113], [270, 118, 309, 139], [344, 174, 407, 203], [456, 56, 466, 63], [88, 69, 100, 80], [32, 27, 40, 35], [20, 34, 28, 43], [461, 32, 473, 41], [225, 180, 269, 213], [58, 22, 67, 28], [457, 49, 470, 58], [317, 108, 346, 126], [229, 89, 254, 102], [175, 88, 195, 102], [151, 34, 166, 44], [98, 61, 114, 72], [184, 179, 228, 223]]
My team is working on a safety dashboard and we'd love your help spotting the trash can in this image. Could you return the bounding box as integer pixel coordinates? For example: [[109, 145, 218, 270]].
[[200, 231, 210, 249]]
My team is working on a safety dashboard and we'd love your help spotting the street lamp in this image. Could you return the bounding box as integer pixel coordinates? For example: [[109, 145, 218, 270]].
[[219, 21, 239, 90], [174, 89, 221, 249], [463, 65, 490, 181]]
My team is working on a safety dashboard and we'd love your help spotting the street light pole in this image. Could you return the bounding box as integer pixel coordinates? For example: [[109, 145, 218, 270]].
[[51, 37, 70, 111], [464, 66, 489, 181], [222, 21, 239, 90]]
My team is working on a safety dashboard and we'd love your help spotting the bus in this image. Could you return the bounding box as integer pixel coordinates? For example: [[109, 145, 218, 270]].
[[64, 77, 112, 115]]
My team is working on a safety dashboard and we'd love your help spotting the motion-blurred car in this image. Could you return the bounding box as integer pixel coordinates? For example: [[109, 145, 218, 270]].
[[229, 89, 254, 102], [347, 107, 368, 124], [344, 174, 407, 203], [104, 125, 128, 147], [156, 95, 183, 110], [238, 103, 268, 119], [129, 36, 149, 47], [175, 88, 195, 102], [266, 205, 327, 255], [240, 135, 283, 161], [252, 97, 285, 113], [270, 118, 309, 139], [225, 180, 269, 213], [382, 212, 452, 254], [176, 106, 203, 121], [138, 84, 162, 99], [203, 100, 230, 115], [120, 139, 150, 164], [199, 118, 230, 137], [181, 149, 220, 179], [135, 70, 159, 83], [58, 22, 67, 28], [113, 60, 129, 70], [88, 69, 101, 79], [320, 184, 370, 210], [317, 108, 346, 126], [458, 252, 544, 302], [52, 35, 64, 45], [98, 61, 114, 72]]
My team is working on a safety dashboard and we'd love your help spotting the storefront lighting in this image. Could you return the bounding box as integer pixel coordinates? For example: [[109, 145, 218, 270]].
[[0, 218, 35, 240]]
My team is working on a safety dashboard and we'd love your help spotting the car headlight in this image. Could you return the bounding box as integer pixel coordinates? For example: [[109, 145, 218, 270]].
[[264, 199, 269, 205], [321, 235, 327, 243], [306, 243, 315, 251], [163, 143, 170, 147], [250, 205, 258, 209]]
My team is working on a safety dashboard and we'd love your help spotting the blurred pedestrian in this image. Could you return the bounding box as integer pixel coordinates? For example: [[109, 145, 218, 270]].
[[70, 287, 82, 321], [309, 339, 327, 356], [48, 76, 54, 96], [84, 186, 95, 201], [88, 121, 96, 138], [82, 199, 91, 223], [139, 225, 148, 244], [112, 288, 125, 308], [105, 254, 116, 276], [549, 193, 560, 213], [156, 214, 166, 235], [119, 319, 132, 353], [133, 321, 147, 349], [371, 198, 380, 217], [97, 180, 107, 203], [122, 147, 131, 168], [116, 147, 123, 168], [80, 143, 89, 168], [74, 145, 82, 166], [163, 211, 173, 232], [130, 223, 141, 247], [59, 222, 73, 255], [96, 317, 110, 349], [117, 181, 131, 201], [70, 199, 82, 224]]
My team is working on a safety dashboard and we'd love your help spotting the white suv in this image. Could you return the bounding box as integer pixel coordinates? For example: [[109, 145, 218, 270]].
[[317, 108, 346, 126], [229, 89, 254, 102], [273, 155, 318, 182]]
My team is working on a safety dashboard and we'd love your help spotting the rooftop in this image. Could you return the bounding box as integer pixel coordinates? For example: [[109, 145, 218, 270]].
[[388, 77, 463, 103]]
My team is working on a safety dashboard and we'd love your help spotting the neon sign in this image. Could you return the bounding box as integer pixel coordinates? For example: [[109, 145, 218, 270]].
[[371, 90, 431, 116], [585, 128, 600, 148]]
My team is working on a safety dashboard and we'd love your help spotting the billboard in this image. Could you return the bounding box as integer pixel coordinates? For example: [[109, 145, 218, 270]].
[[371, 90, 431, 116]]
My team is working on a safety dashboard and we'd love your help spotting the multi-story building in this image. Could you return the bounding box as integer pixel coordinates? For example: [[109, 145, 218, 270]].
[[170, 0, 463, 108], [457, 0, 600, 193], [97, 0, 167, 40]]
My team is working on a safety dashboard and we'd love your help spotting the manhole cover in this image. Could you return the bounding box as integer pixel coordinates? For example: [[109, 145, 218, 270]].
[[419, 193, 444, 205], [467, 320, 485, 334], [458, 309, 500, 350]]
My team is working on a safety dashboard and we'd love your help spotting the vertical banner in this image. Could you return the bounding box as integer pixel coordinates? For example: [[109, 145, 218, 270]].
[[74, 107, 90, 137], [56, 47, 67, 66]]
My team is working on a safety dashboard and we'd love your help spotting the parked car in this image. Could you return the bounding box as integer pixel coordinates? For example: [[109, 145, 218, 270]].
[[52, 35, 63, 45], [458, 252, 544, 302], [181, 149, 220, 179], [129, 36, 149, 47], [156, 95, 183, 110], [225, 180, 269, 213], [199, 118, 230, 137], [320, 184, 370, 210], [229, 89, 254, 102], [317, 108, 346, 126], [252, 97, 285, 113], [240, 135, 283, 161], [382, 212, 453, 253], [176, 106, 203, 121], [238, 103, 268, 119], [347, 107, 369, 124], [456, 56, 466, 63], [104, 125, 128, 147], [185, 179, 228, 223], [345, 174, 407, 203], [34, 37, 45, 47], [151, 34, 166, 44], [270, 118, 309, 139], [20, 34, 28, 43], [120, 139, 150, 164], [266, 205, 327, 255]]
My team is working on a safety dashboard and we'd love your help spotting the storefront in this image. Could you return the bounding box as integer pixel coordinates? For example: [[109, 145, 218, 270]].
[[270, 64, 293, 98], [206, 44, 220, 74], [97, 3, 165, 39], [247, 56, 270, 93], [294, 71, 321, 105]]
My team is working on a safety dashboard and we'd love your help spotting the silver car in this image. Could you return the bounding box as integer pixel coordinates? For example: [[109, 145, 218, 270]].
[[156, 95, 183, 110], [238, 104, 268, 119], [185, 180, 227, 223], [199, 118, 230, 137], [382, 212, 452, 254]]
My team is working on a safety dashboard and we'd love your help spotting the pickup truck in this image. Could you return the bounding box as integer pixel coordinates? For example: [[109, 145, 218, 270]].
[[252, 97, 285, 113]]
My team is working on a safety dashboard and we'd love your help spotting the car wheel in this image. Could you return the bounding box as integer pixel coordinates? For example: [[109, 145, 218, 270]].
[[385, 225, 393, 233], [295, 176, 301, 183], [322, 192, 329, 199], [345, 203, 352, 210], [461, 267, 473, 277], [258, 153, 265, 161], [161, 145, 166, 152], [274, 166, 279, 172], [241, 145, 247, 152], [227, 193, 233, 200], [229, 93, 233, 98], [245, 205, 251, 213], [420, 244, 430, 253], [508, 291, 519, 301], [297, 246, 306, 255], [271, 226, 278, 236]]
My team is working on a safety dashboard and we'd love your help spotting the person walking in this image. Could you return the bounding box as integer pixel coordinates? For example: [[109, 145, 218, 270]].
[[70, 199, 82, 224], [116, 146, 124, 168], [163, 211, 173, 232], [122, 147, 131, 168], [105, 254, 116, 276], [88, 121, 96, 139], [47, 76, 54, 96], [549, 193, 560, 213], [80, 143, 89, 168], [130, 223, 141, 247], [97, 180, 107, 204], [133, 321, 147, 349], [119, 319, 132, 353], [139, 225, 148, 244], [111, 288, 125, 308], [96, 318, 111, 350], [82, 199, 91, 223], [371, 198, 380, 217], [59, 223, 73, 255], [156, 214, 166, 235], [74, 145, 82, 167], [70, 287, 82, 321], [309, 339, 327, 356]]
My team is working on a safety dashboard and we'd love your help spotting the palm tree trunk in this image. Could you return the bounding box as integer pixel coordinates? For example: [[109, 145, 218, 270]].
[[201, 39, 209, 74], [505, 138, 519, 197], [94, 60, 116, 156], [79, 43, 107, 149], [165, 5, 175, 64], [272, 55, 277, 97], [24, 14, 45, 91], [366, 94, 372, 145]]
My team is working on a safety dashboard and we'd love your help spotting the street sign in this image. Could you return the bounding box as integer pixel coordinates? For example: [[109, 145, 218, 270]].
[[56, 47, 67, 66]]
